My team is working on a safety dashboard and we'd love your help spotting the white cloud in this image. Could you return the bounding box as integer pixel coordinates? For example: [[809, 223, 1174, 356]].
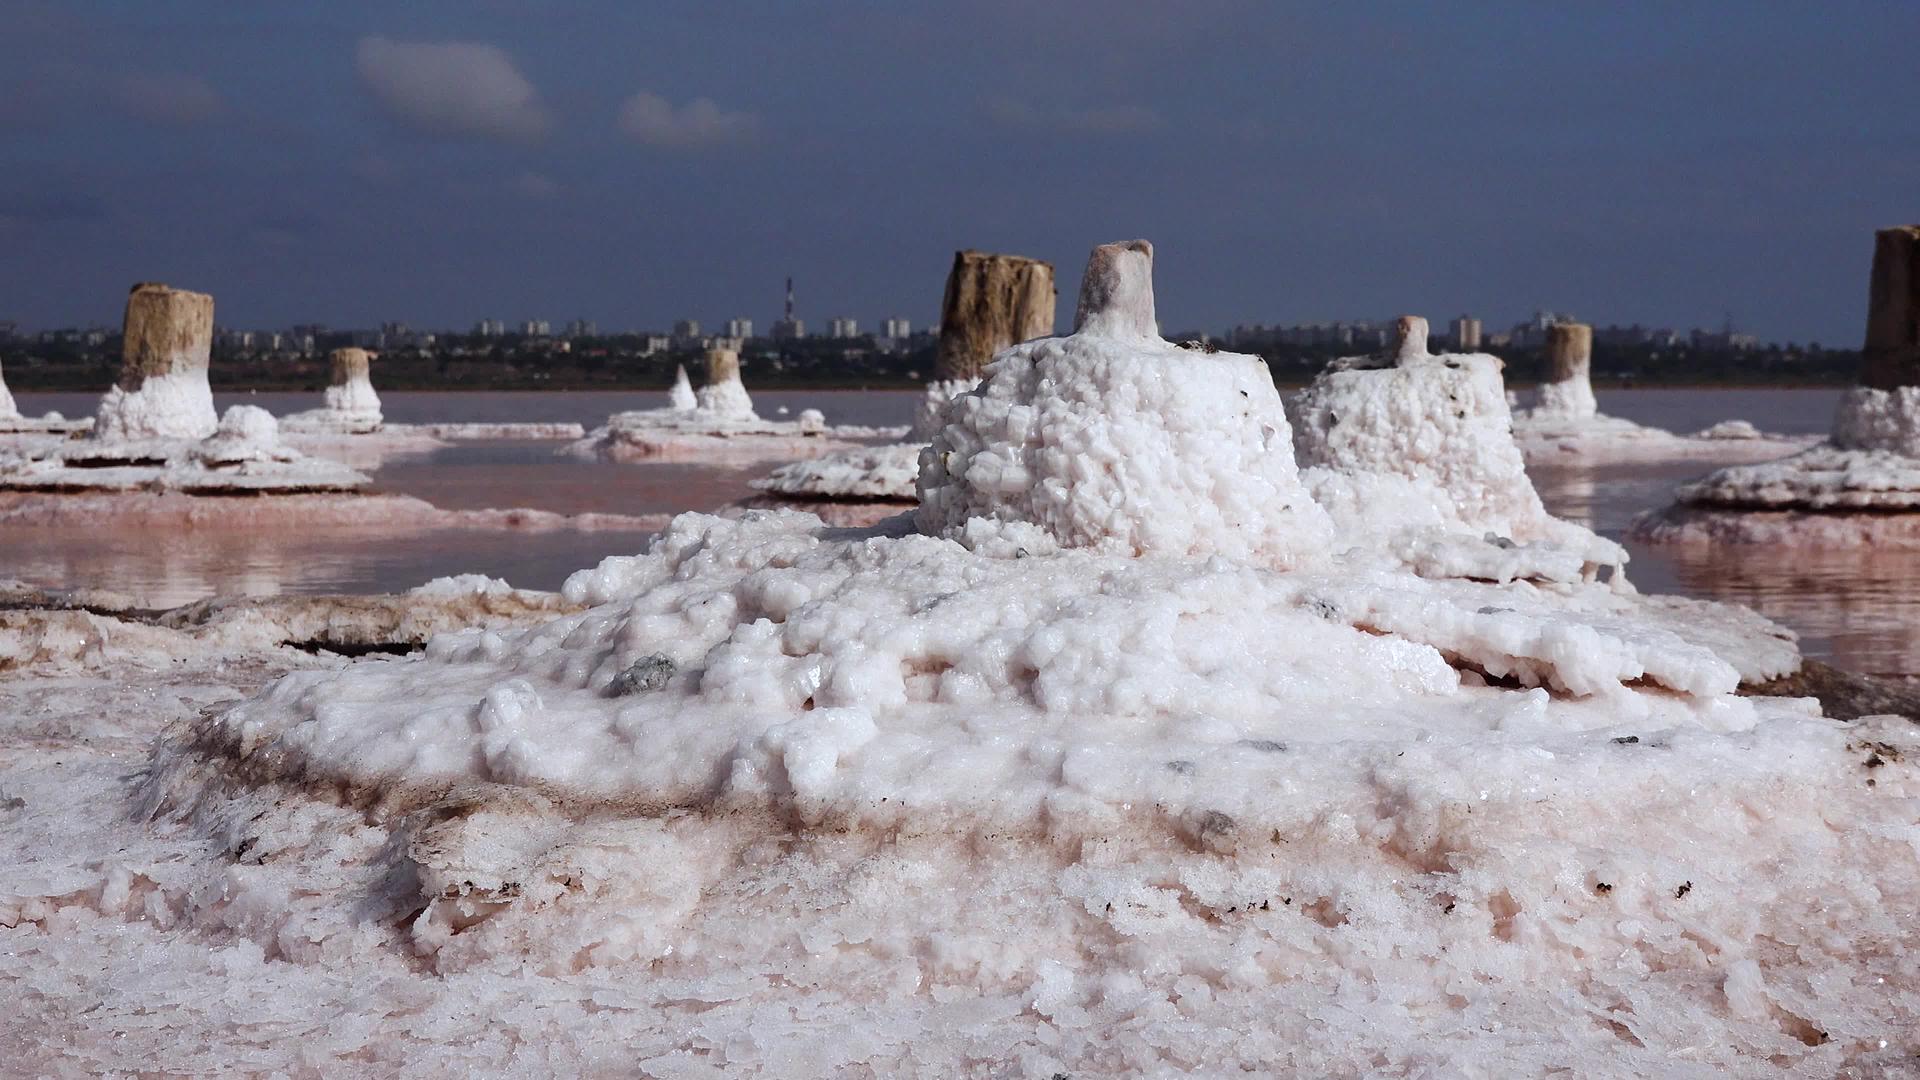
[[355, 36, 549, 142], [113, 73, 225, 126], [511, 171, 559, 199], [616, 92, 758, 149], [986, 97, 1163, 135]]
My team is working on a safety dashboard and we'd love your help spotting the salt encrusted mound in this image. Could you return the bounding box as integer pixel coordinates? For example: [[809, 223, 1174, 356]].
[[1632, 389, 1920, 546], [667, 364, 697, 412], [1291, 317, 1623, 579], [752, 380, 977, 503], [916, 240, 1333, 563], [0, 405, 371, 494], [1510, 321, 1810, 464], [0, 361, 86, 433], [93, 283, 219, 442], [100, 240, 1920, 1074], [281, 348, 383, 435], [570, 344, 898, 463]]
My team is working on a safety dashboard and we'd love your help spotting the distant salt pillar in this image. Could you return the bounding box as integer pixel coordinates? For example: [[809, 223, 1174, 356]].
[[1390, 315, 1429, 364], [322, 347, 382, 422], [1073, 240, 1157, 338], [93, 282, 218, 441], [668, 364, 697, 411], [934, 250, 1057, 381], [1534, 322, 1597, 419], [695, 341, 755, 418], [1832, 226, 1920, 454], [0, 358, 18, 419], [1862, 225, 1920, 391]]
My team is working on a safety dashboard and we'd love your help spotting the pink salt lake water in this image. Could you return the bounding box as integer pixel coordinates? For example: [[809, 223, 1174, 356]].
[[7, 387, 1915, 676]]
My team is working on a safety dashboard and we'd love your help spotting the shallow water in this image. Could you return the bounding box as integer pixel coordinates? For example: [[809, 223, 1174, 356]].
[[6, 387, 1915, 675]]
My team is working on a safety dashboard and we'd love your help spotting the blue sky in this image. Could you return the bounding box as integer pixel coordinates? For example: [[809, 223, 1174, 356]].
[[3, 1, 1916, 343]]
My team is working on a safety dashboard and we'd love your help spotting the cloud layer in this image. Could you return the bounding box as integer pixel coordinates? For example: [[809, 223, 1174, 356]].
[[616, 92, 757, 148], [356, 36, 549, 142]]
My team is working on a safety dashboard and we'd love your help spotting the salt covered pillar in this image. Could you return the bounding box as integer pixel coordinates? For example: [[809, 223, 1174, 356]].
[[93, 282, 218, 441], [1391, 315, 1430, 364], [1073, 240, 1157, 338], [1832, 226, 1920, 454], [705, 343, 741, 386], [934, 251, 1057, 381], [695, 341, 755, 418], [1863, 225, 1920, 391], [322, 347, 381, 419], [0, 358, 18, 419], [1535, 322, 1597, 419]]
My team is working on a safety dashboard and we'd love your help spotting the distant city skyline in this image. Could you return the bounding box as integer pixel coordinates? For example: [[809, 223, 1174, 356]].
[[4, 3, 1917, 344]]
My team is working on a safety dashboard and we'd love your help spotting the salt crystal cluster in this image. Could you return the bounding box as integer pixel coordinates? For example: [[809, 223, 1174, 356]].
[[106, 238, 1920, 1075], [667, 364, 697, 411], [1633, 226, 1920, 546]]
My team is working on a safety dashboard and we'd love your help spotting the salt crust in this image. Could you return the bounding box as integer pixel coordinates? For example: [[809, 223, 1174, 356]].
[[1513, 409, 1817, 466], [93, 368, 219, 441], [1631, 389, 1920, 544], [0, 405, 371, 494], [0, 489, 668, 532], [0, 636, 1908, 1075], [19, 503, 1898, 1074], [752, 380, 979, 503]]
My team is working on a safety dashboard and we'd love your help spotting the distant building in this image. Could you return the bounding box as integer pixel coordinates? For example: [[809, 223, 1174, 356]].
[[881, 317, 911, 339], [1448, 316, 1482, 350], [672, 319, 701, 339], [563, 319, 597, 339], [520, 319, 552, 337], [828, 317, 859, 339], [639, 335, 671, 356], [771, 318, 805, 341], [725, 317, 753, 340]]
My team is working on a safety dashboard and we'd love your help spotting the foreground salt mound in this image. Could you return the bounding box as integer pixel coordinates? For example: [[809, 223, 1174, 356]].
[[1291, 316, 1623, 581], [1634, 226, 1920, 547], [112, 240, 1919, 1073]]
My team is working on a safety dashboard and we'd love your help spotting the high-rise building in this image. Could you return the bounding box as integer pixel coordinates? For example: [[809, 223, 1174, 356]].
[[828, 317, 859, 339], [473, 319, 506, 338], [1449, 316, 1482, 350], [672, 319, 701, 340], [564, 318, 597, 339], [881, 317, 911, 339], [726, 317, 753, 339], [520, 319, 551, 337]]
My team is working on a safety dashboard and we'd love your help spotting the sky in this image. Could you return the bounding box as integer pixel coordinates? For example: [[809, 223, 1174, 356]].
[[3, 1, 1918, 345]]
